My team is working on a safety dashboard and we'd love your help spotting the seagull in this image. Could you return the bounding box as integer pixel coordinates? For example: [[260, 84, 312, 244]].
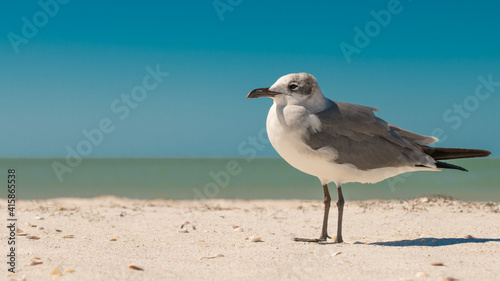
[[247, 73, 491, 243]]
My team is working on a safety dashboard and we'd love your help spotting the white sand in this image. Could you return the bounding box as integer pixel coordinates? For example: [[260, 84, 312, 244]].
[[3, 197, 500, 281]]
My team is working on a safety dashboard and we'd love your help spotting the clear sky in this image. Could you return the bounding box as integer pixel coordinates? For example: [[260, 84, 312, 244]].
[[1, 0, 499, 157]]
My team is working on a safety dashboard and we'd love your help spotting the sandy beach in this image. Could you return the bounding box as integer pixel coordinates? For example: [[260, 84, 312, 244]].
[[3, 197, 500, 281]]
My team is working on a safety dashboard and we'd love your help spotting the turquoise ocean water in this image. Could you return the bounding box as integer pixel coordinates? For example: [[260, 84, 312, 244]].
[[0, 158, 498, 202]]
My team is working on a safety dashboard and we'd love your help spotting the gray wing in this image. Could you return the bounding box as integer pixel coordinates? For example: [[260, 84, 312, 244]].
[[305, 100, 436, 170]]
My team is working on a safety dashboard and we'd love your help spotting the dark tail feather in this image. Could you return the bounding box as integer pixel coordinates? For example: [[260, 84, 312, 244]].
[[420, 146, 491, 160], [435, 160, 468, 172]]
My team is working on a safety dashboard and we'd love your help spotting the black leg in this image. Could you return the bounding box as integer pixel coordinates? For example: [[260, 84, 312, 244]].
[[294, 184, 331, 243], [335, 185, 344, 243], [320, 184, 331, 240]]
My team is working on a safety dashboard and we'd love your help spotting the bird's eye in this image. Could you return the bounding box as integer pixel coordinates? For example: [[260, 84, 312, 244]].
[[288, 84, 299, 90]]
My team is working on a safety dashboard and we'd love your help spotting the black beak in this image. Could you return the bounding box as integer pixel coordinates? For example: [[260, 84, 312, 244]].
[[246, 87, 280, 99]]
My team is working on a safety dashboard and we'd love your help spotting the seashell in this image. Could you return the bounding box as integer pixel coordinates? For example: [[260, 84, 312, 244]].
[[416, 272, 429, 278], [234, 227, 244, 232], [200, 253, 224, 259], [331, 251, 342, 256], [35, 216, 44, 220], [64, 269, 75, 273], [50, 266, 63, 276], [63, 235, 75, 238], [31, 258, 43, 266], [181, 221, 196, 230], [419, 197, 430, 203], [250, 236, 263, 242], [17, 233, 28, 236], [128, 265, 144, 271], [26, 235, 40, 240]]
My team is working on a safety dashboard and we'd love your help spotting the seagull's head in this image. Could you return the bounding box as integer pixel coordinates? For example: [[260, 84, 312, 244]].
[[247, 73, 326, 110]]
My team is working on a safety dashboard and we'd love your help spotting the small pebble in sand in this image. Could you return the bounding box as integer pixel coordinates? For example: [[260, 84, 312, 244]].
[[110, 238, 117, 241], [430, 262, 445, 266], [55, 229, 63, 232], [250, 236, 263, 242], [26, 235, 40, 240], [416, 272, 429, 278], [128, 265, 144, 271], [234, 227, 244, 232], [63, 235, 75, 239], [464, 235, 474, 239], [64, 269, 75, 273], [17, 233, 28, 236], [35, 216, 45, 220], [50, 266, 63, 276], [177, 229, 189, 233], [440, 277, 458, 281]]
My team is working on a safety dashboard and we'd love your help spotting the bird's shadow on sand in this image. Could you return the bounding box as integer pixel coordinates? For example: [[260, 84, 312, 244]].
[[367, 237, 500, 247]]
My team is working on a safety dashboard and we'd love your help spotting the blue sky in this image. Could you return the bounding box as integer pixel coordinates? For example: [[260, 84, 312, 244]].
[[1, 0, 499, 157]]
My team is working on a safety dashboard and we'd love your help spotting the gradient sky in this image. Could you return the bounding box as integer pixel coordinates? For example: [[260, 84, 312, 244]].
[[1, 0, 499, 157]]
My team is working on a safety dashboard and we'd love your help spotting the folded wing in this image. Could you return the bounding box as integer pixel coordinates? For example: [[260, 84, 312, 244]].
[[304, 100, 437, 170]]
